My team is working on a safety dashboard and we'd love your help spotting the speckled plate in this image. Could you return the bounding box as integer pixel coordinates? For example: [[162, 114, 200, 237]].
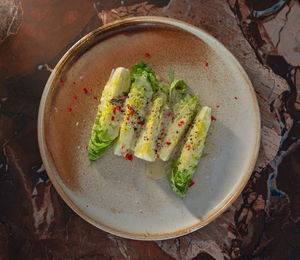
[[38, 17, 260, 240]]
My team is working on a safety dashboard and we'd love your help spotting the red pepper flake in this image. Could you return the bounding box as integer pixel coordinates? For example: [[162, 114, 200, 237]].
[[187, 144, 191, 151], [211, 116, 216, 121], [156, 154, 160, 159], [144, 52, 151, 57], [127, 105, 133, 111], [234, 96, 238, 100], [166, 112, 172, 117], [90, 88, 93, 92], [178, 121, 184, 127], [93, 96, 97, 100], [188, 180, 195, 188], [60, 79, 64, 83], [176, 86, 181, 90], [73, 95, 77, 99], [166, 141, 171, 146], [125, 153, 133, 161], [67, 107, 72, 112], [130, 111, 134, 116], [114, 106, 121, 114], [83, 88, 88, 94], [216, 105, 220, 108], [126, 116, 129, 121], [73, 81, 76, 85], [111, 116, 115, 121], [205, 62, 208, 67], [172, 116, 175, 121], [86, 145, 88, 150], [137, 121, 144, 125], [121, 145, 125, 149]]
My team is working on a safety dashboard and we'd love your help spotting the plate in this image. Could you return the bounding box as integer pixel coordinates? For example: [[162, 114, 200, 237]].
[[38, 17, 260, 240]]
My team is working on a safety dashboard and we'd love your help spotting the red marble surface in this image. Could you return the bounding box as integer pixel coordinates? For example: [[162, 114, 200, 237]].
[[0, 0, 299, 259]]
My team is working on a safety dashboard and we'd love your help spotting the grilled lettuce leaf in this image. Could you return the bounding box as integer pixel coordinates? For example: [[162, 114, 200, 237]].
[[88, 67, 130, 163], [114, 61, 157, 157], [134, 91, 167, 161], [169, 106, 211, 196], [158, 94, 199, 161]]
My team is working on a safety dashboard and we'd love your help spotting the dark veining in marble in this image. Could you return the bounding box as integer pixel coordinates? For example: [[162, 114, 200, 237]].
[[228, 0, 300, 258], [0, 0, 23, 44]]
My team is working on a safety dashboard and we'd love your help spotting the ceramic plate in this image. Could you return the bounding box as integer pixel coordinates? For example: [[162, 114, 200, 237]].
[[38, 17, 260, 240]]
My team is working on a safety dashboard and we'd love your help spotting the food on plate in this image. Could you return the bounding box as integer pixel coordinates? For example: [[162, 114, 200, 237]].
[[134, 90, 168, 161], [158, 94, 199, 161], [88, 67, 130, 163], [114, 62, 156, 157], [88, 61, 212, 196], [169, 106, 211, 196], [169, 78, 187, 105]]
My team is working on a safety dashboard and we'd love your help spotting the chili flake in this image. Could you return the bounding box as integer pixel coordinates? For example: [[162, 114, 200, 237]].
[[216, 105, 220, 108], [60, 79, 64, 83], [125, 153, 133, 161], [83, 88, 88, 94], [121, 145, 125, 149], [156, 154, 160, 159], [176, 86, 181, 90], [166, 141, 171, 146], [67, 107, 72, 112], [113, 106, 121, 115], [166, 112, 172, 117], [130, 111, 134, 116], [73, 95, 77, 99], [187, 144, 191, 151], [188, 180, 195, 188], [111, 116, 115, 121], [73, 81, 76, 85], [211, 116, 216, 121], [86, 145, 88, 150], [93, 96, 97, 100], [205, 62, 208, 67], [178, 121, 184, 127], [144, 52, 151, 57], [234, 96, 238, 100], [127, 105, 133, 111], [137, 121, 144, 125], [126, 117, 129, 121]]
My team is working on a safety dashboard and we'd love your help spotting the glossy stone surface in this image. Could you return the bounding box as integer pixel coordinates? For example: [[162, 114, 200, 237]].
[[0, 0, 299, 259]]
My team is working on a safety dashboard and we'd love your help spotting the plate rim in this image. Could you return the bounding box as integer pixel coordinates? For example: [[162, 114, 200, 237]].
[[37, 16, 261, 240]]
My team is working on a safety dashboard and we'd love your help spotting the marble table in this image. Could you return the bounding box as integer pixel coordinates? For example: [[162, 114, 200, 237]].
[[0, 0, 299, 259]]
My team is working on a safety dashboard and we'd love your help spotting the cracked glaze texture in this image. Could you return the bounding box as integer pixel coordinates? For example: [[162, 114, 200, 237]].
[[0, 0, 299, 259]]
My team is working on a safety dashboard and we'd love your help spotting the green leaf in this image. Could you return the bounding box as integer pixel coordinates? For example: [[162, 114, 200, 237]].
[[131, 61, 159, 92], [169, 67, 174, 85], [88, 130, 113, 163], [169, 79, 187, 104]]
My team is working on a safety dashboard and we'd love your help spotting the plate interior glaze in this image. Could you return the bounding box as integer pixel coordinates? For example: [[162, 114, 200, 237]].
[[38, 17, 260, 240]]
